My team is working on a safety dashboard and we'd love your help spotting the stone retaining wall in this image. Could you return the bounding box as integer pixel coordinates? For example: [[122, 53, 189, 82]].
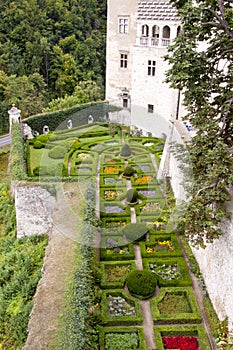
[[14, 186, 56, 238]]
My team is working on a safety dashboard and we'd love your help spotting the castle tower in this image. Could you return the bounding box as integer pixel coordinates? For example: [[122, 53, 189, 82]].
[[106, 0, 184, 134]]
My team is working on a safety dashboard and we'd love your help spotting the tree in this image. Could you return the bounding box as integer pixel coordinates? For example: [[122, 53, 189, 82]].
[[165, 0, 233, 247]]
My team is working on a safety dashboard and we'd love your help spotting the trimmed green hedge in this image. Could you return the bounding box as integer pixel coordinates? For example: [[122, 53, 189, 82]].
[[25, 102, 110, 133], [101, 217, 130, 235], [10, 124, 28, 180], [99, 326, 146, 350], [122, 223, 149, 243], [126, 270, 157, 300], [150, 287, 202, 324], [153, 325, 211, 350], [100, 261, 136, 289], [101, 290, 142, 326], [143, 257, 192, 287]]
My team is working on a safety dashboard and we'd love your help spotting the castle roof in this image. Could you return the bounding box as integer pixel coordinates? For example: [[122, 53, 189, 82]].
[[138, 1, 179, 21]]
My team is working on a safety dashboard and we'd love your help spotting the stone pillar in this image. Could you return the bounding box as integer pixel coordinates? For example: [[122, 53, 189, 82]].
[[8, 104, 21, 133]]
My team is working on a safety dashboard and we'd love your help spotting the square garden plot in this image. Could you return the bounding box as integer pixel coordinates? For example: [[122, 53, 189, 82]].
[[100, 202, 130, 217], [143, 257, 192, 287], [100, 241, 135, 261], [100, 260, 136, 289], [140, 233, 183, 258], [138, 215, 173, 233], [101, 290, 142, 325], [101, 217, 130, 235], [100, 175, 126, 187], [100, 187, 125, 201], [150, 287, 202, 324], [154, 325, 211, 350], [99, 326, 146, 350]]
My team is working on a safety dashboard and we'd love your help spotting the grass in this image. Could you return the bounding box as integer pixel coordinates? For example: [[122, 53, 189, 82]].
[[157, 291, 191, 314]]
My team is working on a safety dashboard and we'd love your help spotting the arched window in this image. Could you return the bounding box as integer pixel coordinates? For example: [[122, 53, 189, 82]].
[[141, 24, 149, 37], [162, 25, 170, 46], [152, 25, 160, 46], [152, 25, 160, 38]]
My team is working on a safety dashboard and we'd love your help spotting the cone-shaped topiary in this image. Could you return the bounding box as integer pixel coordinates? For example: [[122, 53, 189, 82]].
[[123, 166, 135, 178], [120, 144, 131, 157], [126, 188, 139, 204], [122, 223, 149, 242], [126, 270, 157, 299]]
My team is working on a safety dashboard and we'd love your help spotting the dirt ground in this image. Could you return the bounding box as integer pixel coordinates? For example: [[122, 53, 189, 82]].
[[23, 183, 83, 350]]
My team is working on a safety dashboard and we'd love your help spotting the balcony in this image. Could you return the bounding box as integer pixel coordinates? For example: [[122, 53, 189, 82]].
[[138, 36, 170, 47]]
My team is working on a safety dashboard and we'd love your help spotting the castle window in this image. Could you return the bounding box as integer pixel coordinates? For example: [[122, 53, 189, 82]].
[[148, 60, 156, 76], [120, 53, 128, 68], [162, 25, 170, 46], [148, 104, 154, 113], [123, 99, 128, 108], [141, 24, 149, 37], [119, 18, 129, 34], [152, 25, 160, 46]]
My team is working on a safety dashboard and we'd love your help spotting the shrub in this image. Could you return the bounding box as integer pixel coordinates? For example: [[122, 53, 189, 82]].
[[33, 166, 48, 176], [48, 146, 67, 159], [123, 166, 135, 178], [33, 140, 45, 149], [123, 223, 149, 243], [126, 270, 157, 299], [126, 188, 139, 204], [120, 144, 131, 157]]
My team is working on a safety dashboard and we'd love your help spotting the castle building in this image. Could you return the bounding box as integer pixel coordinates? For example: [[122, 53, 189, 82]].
[[105, 0, 185, 133]]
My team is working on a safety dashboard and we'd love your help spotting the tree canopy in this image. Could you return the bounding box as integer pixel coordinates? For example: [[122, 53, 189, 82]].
[[165, 0, 233, 247], [0, 0, 106, 133]]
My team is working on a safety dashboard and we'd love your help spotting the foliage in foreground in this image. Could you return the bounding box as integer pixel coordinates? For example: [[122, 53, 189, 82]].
[[0, 184, 48, 349], [166, 0, 233, 247], [58, 183, 100, 350]]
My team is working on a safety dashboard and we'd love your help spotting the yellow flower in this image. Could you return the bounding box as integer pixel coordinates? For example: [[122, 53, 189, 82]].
[[1, 190, 7, 196]]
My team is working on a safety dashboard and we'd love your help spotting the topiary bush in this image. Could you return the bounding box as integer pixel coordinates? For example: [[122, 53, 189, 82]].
[[120, 144, 131, 157], [33, 140, 45, 149], [126, 188, 139, 205], [48, 145, 67, 159], [123, 166, 135, 178], [126, 270, 157, 299], [122, 223, 149, 243]]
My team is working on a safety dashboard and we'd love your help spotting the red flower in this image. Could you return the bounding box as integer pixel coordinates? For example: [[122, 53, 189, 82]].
[[162, 336, 199, 350]]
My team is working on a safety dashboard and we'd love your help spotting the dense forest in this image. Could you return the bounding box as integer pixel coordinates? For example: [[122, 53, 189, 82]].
[[0, 0, 107, 134]]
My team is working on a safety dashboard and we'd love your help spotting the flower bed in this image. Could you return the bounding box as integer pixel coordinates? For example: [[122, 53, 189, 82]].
[[100, 243, 134, 261], [105, 332, 139, 349], [99, 327, 146, 350], [135, 175, 153, 184], [141, 201, 161, 213], [104, 189, 124, 200], [104, 166, 122, 174], [154, 325, 210, 350], [143, 258, 192, 287], [162, 335, 199, 349], [107, 294, 136, 317], [101, 290, 142, 325], [150, 262, 181, 280], [101, 218, 129, 235], [140, 234, 183, 258]]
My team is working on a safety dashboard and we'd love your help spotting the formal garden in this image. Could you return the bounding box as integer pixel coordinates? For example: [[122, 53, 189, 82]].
[[15, 118, 213, 350]]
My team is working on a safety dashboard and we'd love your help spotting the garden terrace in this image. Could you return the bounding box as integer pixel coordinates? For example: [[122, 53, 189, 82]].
[[17, 122, 213, 349]]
